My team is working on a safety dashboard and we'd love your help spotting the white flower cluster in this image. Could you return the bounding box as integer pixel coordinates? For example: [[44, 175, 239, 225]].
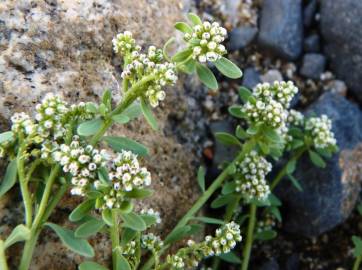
[[141, 233, 164, 252], [167, 222, 242, 269], [235, 151, 272, 201], [35, 93, 69, 139], [120, 240, 136, 256], [94, 150, 151, 210], [243, 81, 298, 128], [112, 31, 138, 55], [184, 21, 227, 63], [256, 213, 276, 233], [11, 112, 36, 135], [140, 208, 162, 224], [120, 44, 177, 107], [53, 136, 108, 196], [287, 109, 304, 127], [305, 114, 336, 149]]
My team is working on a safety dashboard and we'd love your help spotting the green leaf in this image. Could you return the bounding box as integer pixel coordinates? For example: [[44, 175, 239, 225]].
[[112, 102, 142, 124], [357, 203, 362, 216], [115, 252, 132, 270], [309, 150, 326, 168], [268, 193, 282, 207], [119, 201, 133, 214], [85, 102, 98, 114], [79, 261, 108, 270], [246, 126, 259, 135], [288, 174, 303, 192], [77, 118, 103, 136], [103, 136, 149, 156], [270, 206, 282, 222], [254, 229, 277, 241], [214, 132, 241, 147], [174, 22, 192, 33], [46, 223, 94, 257], [102, 208, 113, 226], [4, 224, 30, 249], [121, 228, 137, 246], [180, 59, 196, 74], [75, 218, 105, 238], [291, 139, 305, 150], [228, 105, 245, 119], [172, 48, 192, 63], [140, 215, 157, 228], [69, 200, 95, 222], [264, 128, 282, 143], [192, 216, 224, 225], [0, 160, 17, 198], [165, 225, 191, 244], [197, 166, 206, 193], [219, 251, 242, 264], [120, 212, 147, 231], [140, 98, 158, 130], [211, 194, 237, 209], [258, 141, 270, 155], [98, 167, 110, 184], [286, 160, 297, 175], [239, 87, 252, 103], [102, 89, 112, 109], [222, 181, 236, 195], [235, 125, 248, 139], [196, 63, 218, 90], [352, 235, 362, 257], [112, 114, 130, 124], [125, 188, 153, 199], [187, 12, 202, 25], [0, 131, 13, 144], [214, 57, 242, 79]]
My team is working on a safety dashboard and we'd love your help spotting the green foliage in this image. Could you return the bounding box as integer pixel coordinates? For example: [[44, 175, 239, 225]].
[[103, 136, 149, 156], [4, 225, 30, 249], [197, 166, 206, 192], [196, 63, 218, 90], [0, 160, 17, 198]]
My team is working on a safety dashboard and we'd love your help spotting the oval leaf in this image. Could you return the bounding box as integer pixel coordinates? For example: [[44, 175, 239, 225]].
[[102, 208, 113, 226], [192, 216, 224, 225], [214, 132, 241, 146], [197, 166, 206, 193], [75, 218, 105, 238], [116, 252, 131, 270], [164, 225, 191, 244], [4, 224, 30, 249], [187, 12, 202, 25], [120, 212, 146, 231], [69, 200, 95, 222], [103, 136, 149, 156], [196, 63, 218, 90], [0, 131, 13, 144], [140, 98, 158, 130], [79, 261, 108, 270], [214, 57, 242, 79], [125, 188, 153, 199], [0, 160, 17, 198], [46, 223, 94, 257], [174, 22, 192, 34], [309, 150, 326, 168], [219, 251, 242, 264], [77, 118, 103, 136]]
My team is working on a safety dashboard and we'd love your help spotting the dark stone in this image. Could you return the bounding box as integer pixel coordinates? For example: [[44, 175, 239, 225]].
[[303, 34, 320, 53], [259, 258, 280, 270], [285, 254, 300, 270], [300, 53, 326, 80], [242, 67, 261, 90], [229, 26, 258, 51], [320, 0, 362, 102], [210, 120, 239, 166], [279, 92, 362, 237], [258, 0, 303, 60], [303, 0, 317, 27]]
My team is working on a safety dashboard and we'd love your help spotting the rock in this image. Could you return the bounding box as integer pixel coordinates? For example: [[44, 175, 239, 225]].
[[242, 67, 261, 89], [210, 120, 239, 166], [303, 0, 317, 28], [300, 53, 326, 80], [261, 70, 283, 84], [285, 254, 300, 270], [219, 0, 242, 26], [327, 80, 348, 96], [0, 1, 201, 268], [229, 26, 258, 51], [258, 0, 303, 60], [259, 258, 280, 270], [304, 34, 320, 53], [279, 92, 362, 237], [320, 0, 362, 102]]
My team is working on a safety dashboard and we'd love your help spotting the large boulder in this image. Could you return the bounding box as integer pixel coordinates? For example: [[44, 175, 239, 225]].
[[258, 0, 303, 60], [0, 1, 201, 268], [278, 92, 362, 237], [320, 0, 362, 102]]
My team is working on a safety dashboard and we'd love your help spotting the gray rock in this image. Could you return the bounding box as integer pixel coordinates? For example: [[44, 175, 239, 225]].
[[210, 120, 239, 166], [229, 26, 258, 51], [285, 254, 300, 270], [279, 92, 362, 237], [258, 0, 303, 60], [303, 0, 317, 27], [300, 53, 326, 80], [320, 0, 362, 102], [242, 67, 261, 89], [261, 70, 283, 84], [259, 258, 280, 270], [304, 34, 320, 53]]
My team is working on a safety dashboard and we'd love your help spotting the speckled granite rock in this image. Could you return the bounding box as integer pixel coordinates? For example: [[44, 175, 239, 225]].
[[0, 1, 201, 269]]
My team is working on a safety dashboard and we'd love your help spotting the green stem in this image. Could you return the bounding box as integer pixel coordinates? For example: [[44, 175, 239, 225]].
[[270, 147, 307, 191], [41, 184, 69, 223], [110, 210, 120, 269], [353, 255, 362, 270], [0, 240, 8, 270], [241, 203, 257, 270], [18, 231, 40, 270], [141, 145, 252, 270]]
